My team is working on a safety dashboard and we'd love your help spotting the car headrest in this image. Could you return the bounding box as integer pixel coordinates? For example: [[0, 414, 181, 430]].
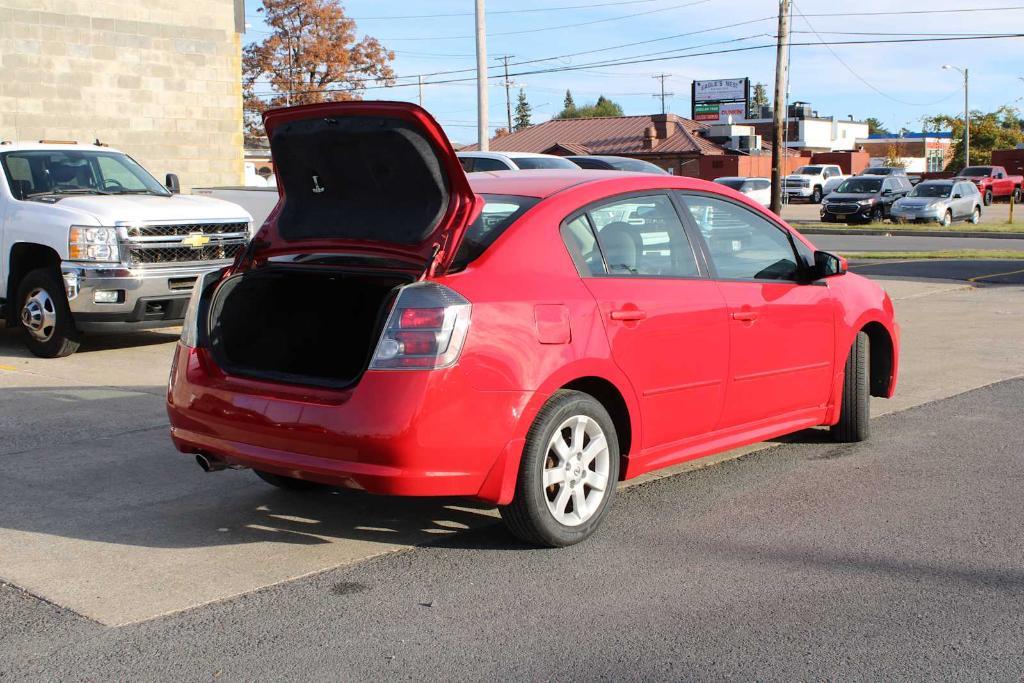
[[599, 221, 637, 274]]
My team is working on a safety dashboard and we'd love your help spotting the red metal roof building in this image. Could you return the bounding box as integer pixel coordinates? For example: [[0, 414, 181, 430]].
[[462, 113, 727, 176]]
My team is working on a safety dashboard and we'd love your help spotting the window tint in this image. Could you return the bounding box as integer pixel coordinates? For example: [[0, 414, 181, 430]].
[[582, 194, 699, 277], [450, 194, 539, 270], [458, 157, 475, 172], [467, 156, 511, 172], [682, 194, 801, 281], [512, 156, 578, 170], [561, 215, 604, 276]]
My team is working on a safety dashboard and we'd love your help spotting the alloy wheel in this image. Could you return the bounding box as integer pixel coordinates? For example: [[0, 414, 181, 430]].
[[20, 287, 57, 342], [543, 415, 611, 526]]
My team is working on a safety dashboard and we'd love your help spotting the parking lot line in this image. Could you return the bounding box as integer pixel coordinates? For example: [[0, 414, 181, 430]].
[[968, 266, 1024, 282]]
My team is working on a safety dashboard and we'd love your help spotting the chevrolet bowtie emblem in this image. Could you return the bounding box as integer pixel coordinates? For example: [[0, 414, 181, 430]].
[[182, 232, 210, 249]]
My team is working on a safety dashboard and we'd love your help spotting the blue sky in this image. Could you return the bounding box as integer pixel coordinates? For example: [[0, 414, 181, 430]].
[[243, 0, 1024, 144]]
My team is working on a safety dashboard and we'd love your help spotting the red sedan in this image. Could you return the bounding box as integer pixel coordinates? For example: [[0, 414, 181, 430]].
[[167, 102, 899, 547]]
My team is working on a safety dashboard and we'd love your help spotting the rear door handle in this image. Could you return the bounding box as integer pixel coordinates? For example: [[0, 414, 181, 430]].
[[731, 311, 758, 322], [610, 309, 646, 321]]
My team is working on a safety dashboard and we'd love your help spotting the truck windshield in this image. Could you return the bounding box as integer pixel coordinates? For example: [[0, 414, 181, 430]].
[[793, 166, 822, 175], [0, 149, 171, 200], [959, 167, 992, 177]]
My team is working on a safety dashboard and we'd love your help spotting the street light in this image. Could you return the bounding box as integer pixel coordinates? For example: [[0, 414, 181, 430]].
[[942, 64, 969, 166]]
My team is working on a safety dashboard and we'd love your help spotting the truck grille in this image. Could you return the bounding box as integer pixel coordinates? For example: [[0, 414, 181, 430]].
[[121, 222, 249, 266], [783, 179, 808, 188], [123, 222, 248, 239]]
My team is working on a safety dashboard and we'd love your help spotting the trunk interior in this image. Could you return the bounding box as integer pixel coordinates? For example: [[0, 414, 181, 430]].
[[208, 266, 412, 388]]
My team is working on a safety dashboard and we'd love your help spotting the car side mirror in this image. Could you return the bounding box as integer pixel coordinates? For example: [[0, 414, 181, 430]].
[[165, 173, 180, 194], [881, 189, 892, 196], [953, 193, 962, 199], [813, 250, 847, 279]]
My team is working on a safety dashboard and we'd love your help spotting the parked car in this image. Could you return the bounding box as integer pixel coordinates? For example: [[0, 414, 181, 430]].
[[820, 175, 912, 223], [712, 176, 771, 207], [0, 141, 252, 357], [955, 165, 1023, 206], [858, 166, 908, 176], [168, 101, 899, 547], [565, 156, 668, 174], [457, 151, 580, 172], [890, 179, 982, 226], [783, 164, 847, 203]]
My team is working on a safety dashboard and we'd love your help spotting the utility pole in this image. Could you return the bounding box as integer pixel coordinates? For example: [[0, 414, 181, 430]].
[[942, 65, 970, 167], [475, 0, 489, 150], [418, 75, 423, 107], [500, 55, 515, 131], [652, 74, 673, 115], [769, 0, 790, 215]]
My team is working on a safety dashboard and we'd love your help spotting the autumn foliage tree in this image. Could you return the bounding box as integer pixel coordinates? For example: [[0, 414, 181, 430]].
[[243, 0, 395, 142], [923, 106, 1024, 170]]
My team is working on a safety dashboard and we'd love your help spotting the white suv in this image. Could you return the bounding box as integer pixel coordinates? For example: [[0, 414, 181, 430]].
[[783, 164, 848, 203], [457, 151, 580, 172]]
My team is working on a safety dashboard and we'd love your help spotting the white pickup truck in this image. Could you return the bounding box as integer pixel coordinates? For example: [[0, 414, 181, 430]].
[[783, 164, 848, 204], [0, 141, 252, 357]]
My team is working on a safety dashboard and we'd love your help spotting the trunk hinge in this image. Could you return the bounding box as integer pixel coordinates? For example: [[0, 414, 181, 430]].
[[422, 242, 443, 280]]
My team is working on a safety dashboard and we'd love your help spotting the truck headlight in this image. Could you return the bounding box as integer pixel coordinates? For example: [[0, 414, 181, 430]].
[[68, 226, 119, 262]]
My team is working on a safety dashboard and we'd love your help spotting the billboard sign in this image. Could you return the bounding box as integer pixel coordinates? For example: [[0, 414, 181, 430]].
[[691, 77, 749, 122], [693, 78, 749, 103]]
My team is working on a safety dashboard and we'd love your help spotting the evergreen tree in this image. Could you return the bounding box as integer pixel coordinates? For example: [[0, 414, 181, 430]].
[[563, 89, 576, 117], [514, 89, 532, 131], [749, 82, 769, 116]]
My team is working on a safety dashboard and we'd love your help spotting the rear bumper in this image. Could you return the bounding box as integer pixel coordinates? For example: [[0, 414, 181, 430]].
[[62, 262, 230, 330], [166, 345, 533, 502]]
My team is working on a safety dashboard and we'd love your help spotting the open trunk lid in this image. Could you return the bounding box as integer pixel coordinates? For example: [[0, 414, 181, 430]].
[[259, 101, 482, 274]]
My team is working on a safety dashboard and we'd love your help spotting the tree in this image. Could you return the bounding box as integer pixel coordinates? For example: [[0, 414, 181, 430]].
[[563, 89, 576, 117], [749, 82, 769, 117], [885, 143, 907, 168], [242, 0, 395, 142], [922, 106, 1024, 170], [493, 127, 510, 138], [513, 89, 532, 131], [557, 94, 625, 119], [864, 117, 889, 136]]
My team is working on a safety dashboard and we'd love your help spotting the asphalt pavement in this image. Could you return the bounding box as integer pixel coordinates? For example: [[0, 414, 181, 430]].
[[4, 378, 1023, 680], [811, 233, 1024, 254], [848, 259, 1024, 284]]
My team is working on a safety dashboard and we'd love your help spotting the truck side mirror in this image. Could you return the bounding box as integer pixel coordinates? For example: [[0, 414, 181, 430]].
[[165, 173, 181, 194]]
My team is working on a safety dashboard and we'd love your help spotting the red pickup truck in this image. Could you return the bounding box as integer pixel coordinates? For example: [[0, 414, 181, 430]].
[[956, 166, 1023, 205]]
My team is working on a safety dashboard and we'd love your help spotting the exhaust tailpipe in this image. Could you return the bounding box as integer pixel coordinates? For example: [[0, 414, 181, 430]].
[[195, 453, 229, 472]]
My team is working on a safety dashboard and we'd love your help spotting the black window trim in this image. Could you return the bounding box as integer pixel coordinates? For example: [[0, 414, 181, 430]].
[[672, 189, 820, 286], [559, 189, 709, 281]]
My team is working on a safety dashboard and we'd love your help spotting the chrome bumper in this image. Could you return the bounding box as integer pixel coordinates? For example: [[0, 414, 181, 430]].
[[61, 262, 228, 330]]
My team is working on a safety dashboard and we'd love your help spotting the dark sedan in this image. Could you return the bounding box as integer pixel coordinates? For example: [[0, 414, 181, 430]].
[[565, 155, 668, 174], [821, 175, 912, 224]]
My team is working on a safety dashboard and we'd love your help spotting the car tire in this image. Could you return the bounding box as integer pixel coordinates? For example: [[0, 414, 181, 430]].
[[16, 268, 81, 358], [830, 331, 870, 443], [940, 210, 952, 227], [254, 469, 327, 491], [870, 206, 884, 223], [500, 390, 619, 547], [983, 190, 992, 206], [811, 186, 823, 204], [970, 206, 981, 224]]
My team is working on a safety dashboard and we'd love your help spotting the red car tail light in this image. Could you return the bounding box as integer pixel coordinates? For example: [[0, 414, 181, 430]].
[[370, 283, 472, 370]]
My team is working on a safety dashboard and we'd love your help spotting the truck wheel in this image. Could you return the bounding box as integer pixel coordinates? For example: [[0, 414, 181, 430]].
[[17, 268, 80, 358], [500, 390, 619, 547], [811, 186, 823, 204], [830, 331, 870, 443], [983, 190, 992, 206]]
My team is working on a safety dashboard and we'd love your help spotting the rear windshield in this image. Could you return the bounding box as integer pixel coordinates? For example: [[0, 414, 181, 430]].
[[450, 194, 539, 270], [835, 178, 882, 193], [512, 157, 579, 170], [910, 183, 952, 198], [714, 178, 746, 190], [793, 166, 822, 175], [959, 167, 992, 177]]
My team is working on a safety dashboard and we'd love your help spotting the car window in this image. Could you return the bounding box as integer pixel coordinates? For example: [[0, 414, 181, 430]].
[[468, 156, 512, 172], [755, 179, 771, 190], [512, 157, 578, 170], [681, 194, 801, 281], [561, 215, 604, 276], [582, 194, 699, 277], [450, 194, 539, 270], [458, 157, 475, 172]]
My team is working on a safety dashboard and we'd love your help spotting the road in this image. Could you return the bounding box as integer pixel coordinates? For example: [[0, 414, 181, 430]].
[[4, 378, 1023, 680], [811, 233, 1024, 254]]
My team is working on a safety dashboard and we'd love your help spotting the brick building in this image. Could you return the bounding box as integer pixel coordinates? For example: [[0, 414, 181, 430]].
[[0, 0, 245, 189]]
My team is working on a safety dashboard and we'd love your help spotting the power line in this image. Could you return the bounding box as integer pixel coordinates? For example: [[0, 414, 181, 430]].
[[652, 74, 674, 114], [347, 0, 679, 21], [791, 2, 966, 106], [249, 33, 1024, 100]]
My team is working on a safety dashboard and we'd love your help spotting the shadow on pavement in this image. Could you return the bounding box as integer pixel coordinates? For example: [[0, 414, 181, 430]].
[[0, 326, 180, 359]]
